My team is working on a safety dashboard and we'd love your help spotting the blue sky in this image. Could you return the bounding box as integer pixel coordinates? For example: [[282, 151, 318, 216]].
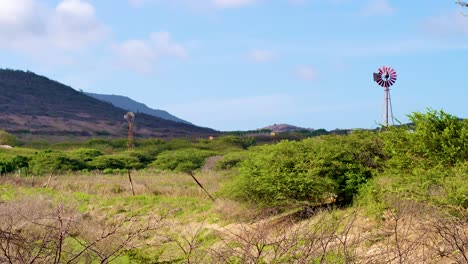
[[1, 0, 467, 131]]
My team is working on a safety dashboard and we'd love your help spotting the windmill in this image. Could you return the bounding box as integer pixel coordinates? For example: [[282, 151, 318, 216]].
[[124, 112, 135, 150], [373, 66, 397, 128]]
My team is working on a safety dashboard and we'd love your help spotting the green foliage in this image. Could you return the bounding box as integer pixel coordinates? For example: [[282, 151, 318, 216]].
[[359, 163, 468, 212], [88, 154, 143, 170], [217, 135, 256, 149], [409, 109, 467, 166], [359, 109, 468, 214], [0, 154, 30, 173], [126, 150, 157, 166], [29, 150, 85, 175], [0, 130, 18, 146], [69, 148, 103, 162], [215, 151, 248, 170], [225, 131, 384, 207], [150, 148, 217, 173], [383, 109, 467, 169]]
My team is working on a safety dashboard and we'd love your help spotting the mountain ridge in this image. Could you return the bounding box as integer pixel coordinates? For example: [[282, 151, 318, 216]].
[[85, 92, 191, 125], [0, 69, 217, 141]]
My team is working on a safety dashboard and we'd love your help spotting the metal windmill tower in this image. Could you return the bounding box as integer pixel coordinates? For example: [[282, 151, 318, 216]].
[[124, 112, 135, 150], [373, 66, 397, 128]]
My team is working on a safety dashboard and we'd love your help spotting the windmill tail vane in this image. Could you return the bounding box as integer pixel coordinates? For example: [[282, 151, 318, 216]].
[[373, 72, 380, 82]]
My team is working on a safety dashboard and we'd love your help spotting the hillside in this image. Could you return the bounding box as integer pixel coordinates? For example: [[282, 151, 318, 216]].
[[86, 92, 191, 125], [262, 123, 314, 133], [0, 69, 217, 141]]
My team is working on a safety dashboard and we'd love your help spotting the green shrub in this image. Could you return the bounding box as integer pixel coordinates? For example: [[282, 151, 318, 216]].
[[382, 109, 468, 169], [69, 148, 103, 162], [0, 154, 30, 174], [218, 135, 256, 149], [225, 131, 384, 207], [215, 151, 248, 170], [29, 150, 85, 175], [88, 154, 143, 170], [150, 148, 217, 173], [359, 163, 468, 212], [0, 130, 18, 146], [358, 109, 468, 215], [126, 150, 157, 166]]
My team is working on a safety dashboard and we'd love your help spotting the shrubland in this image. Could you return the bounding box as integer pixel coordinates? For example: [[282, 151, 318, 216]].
[[0, 109, 466, 263]]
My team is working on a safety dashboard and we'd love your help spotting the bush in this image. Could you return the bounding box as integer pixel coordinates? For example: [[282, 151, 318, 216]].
[[382, 109, 468, 169], [358, 109, 468, 214], [88, 154, 143, 170], [150, 148, 217, 173], [126, 150, 158, 166], [69, 148, 103, 162], [215, 151, 248, 170], [0, 130, 18, 146], [359, 163, 468, 212], [29, 150, 85, 175], [0, 154, 29, 174], [218, 136, 256, 149], [225, 131, 384, 207]]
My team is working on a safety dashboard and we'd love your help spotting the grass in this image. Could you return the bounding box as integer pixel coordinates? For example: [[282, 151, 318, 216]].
[[0, 170, 466, 263]]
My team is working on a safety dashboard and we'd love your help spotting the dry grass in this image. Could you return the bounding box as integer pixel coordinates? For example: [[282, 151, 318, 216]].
[[0, 172, 466, 263], [0, 170, 221, 199]]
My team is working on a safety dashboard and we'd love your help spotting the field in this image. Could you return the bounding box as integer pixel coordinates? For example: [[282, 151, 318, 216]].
[[0, 109, 467, 263]]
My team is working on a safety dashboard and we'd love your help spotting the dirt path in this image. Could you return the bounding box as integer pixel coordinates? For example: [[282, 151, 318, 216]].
[[202, 156, 223, 172]]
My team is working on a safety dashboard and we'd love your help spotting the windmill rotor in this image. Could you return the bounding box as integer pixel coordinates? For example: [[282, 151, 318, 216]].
[[124, 112, 135, 122], [374, 66, 397, 88]]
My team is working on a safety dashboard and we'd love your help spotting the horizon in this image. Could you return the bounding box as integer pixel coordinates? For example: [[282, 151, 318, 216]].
[[1, 0, 467, 131]]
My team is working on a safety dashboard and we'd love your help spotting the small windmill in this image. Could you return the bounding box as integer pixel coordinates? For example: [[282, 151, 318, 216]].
[[373, 66, 397, 128], [124, 112, 135, 150]]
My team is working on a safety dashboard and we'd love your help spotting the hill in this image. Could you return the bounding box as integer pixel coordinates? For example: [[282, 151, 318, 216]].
[[262, 123, 314, 133], [0, 69, 217, 141], [85, 92, 191, 125]]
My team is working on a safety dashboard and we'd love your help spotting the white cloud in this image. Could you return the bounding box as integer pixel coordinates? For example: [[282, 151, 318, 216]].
[[247, 49, 275, 62], [422, 11, 468, 35], [361, 0, 395, 16], [112, 32, 188, 73], [0, 0, 108, 58], [295, 65, 318, 80]]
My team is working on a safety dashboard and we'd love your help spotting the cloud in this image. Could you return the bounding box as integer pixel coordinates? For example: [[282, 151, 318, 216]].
[[361, 0, 395, 16], [112, 32, 188, 73], [295, 65, 318, 80], [0, 0, 108, 57], [422, 11, 468, 36], [247, 49, 275, 62]]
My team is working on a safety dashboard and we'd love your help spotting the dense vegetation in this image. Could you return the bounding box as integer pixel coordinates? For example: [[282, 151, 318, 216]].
[[0, 109, 466, 263], [224, 109, 467, 211], [1, 109, 467, 210]]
